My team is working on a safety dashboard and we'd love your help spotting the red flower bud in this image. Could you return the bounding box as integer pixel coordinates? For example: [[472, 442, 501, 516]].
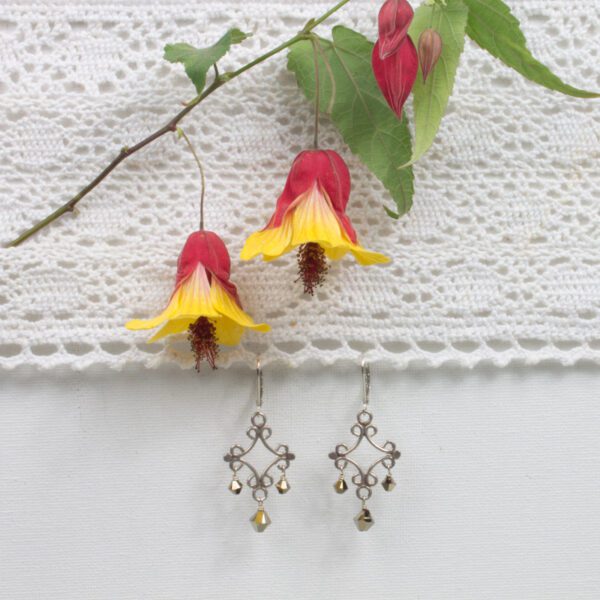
[[418, 28, 443, 83], [372, 36, 418, 119], [377, 0, 414, 59]]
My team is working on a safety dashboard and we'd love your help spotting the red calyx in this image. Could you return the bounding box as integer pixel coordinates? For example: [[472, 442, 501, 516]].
[[266, 149, 359, 245], [372, 36, 419, 119], [175, 230, 241, 306], [377, 0, 415, 59]]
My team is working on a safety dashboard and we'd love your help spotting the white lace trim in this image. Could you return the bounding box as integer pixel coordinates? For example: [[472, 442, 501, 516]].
[[1, 0, 599, 370]]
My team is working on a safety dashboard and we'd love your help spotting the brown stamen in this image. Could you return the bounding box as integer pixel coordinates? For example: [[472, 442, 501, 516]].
[[188, 316, 219, 370], [296, 242, 328, 295]]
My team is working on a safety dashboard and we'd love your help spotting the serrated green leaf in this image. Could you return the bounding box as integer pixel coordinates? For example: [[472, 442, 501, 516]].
[[464, 0, 599, 98], [164, 28, 250, 94], [288, 26, 414, 218], [404, 0, 468, 167]]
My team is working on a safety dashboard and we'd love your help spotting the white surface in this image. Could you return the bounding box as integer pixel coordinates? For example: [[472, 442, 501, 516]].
[[1, 0, 599, 371], [1, 364, 600, 599]]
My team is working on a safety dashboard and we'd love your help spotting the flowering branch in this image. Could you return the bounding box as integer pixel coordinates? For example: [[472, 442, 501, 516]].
[[6, 0, 596, 248], [5, 0, 354, 248]]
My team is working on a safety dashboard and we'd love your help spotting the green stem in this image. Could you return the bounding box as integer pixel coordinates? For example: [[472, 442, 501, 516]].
[[5, 0, 354, 248], [310, 38, 321, 148], [178, 128, 207, 231], [308, 0, 353, 30]]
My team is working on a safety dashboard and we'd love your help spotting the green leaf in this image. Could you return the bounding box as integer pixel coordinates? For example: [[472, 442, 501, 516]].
[[464, 0, 599, 98], [405, 0, 468, 167], [164, 29, 250, 94], [288, 26, 414, 218]]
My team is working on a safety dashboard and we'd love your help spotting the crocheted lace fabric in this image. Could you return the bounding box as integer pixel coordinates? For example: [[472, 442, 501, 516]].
[[0, 0, 599, 370]]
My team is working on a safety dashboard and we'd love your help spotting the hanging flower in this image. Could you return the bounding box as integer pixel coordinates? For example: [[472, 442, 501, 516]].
[[126, 230, 269, 369], [240, 150, 390, 295], [372, 0, 418, 119]]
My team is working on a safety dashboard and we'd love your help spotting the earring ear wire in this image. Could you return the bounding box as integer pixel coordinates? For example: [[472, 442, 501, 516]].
[[256, 357, 263, 409], [361, 359, 370, 408]]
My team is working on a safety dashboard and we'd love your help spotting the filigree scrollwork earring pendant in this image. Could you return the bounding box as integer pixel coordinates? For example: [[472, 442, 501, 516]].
[[329, 361, 401, 531], [224, 359, 295, 532]]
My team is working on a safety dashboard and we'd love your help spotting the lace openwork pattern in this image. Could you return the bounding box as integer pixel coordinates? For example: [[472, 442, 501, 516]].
[[0, 0, 599, 370]]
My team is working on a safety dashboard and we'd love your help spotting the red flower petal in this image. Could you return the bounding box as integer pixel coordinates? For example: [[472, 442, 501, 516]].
[[177, 231, 231, 286], [377, 0, 414, 59], [372, 36, 418, 119], [266, 149, 352, 227], [175, 231, 242, 306]]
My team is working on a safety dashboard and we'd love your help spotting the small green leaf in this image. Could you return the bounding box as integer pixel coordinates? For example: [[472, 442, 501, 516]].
[[164, 28, 250, 94], [464, 0, 599, 98], [288, 27, 414, 218], [405, 0, 468, 166]]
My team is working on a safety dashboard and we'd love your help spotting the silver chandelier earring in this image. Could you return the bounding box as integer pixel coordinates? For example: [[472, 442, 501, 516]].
[[329, 361, 401, 531], [223, 359, 296, 532]]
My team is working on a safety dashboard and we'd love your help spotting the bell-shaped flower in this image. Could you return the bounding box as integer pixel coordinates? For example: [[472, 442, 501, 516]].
[[240, 150, 389, 295], [126, 231, 269, 369]]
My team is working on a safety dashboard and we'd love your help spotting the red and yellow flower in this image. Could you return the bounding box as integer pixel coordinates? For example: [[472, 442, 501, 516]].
[[240, 149, 390, 294], [126, 230, 269, 368]]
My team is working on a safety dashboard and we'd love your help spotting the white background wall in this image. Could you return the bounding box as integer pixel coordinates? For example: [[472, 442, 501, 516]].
[[1, 364, 599, 599]]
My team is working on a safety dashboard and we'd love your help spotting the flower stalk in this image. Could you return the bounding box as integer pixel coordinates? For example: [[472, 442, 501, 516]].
[[177, 128, 207, 231], [311, 37, 321, 149]]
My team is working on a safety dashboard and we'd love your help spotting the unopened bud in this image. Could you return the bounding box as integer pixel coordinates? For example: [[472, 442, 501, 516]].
[[418, 28, 443, 83]]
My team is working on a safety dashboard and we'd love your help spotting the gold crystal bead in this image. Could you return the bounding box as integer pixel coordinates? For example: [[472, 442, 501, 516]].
[[228, 479, 243, 495], [250, 507, 271, 532], [382, 474, 396, 492], [354, 508, 374, 532], [334, 476, 348, 494], [276, 476, 290, 494]]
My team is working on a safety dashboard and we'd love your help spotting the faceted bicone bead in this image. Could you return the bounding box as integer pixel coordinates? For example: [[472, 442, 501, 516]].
[[250, 508, 271, 532], [229, 479, 243, 495], [276, 476, 290, 494], [334, 476, 348, 494], [382, 474, 396, 492], [354, 508, 374, 532]]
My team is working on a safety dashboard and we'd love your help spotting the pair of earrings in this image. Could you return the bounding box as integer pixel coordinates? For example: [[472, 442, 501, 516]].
[[223, 360, 401, 532]]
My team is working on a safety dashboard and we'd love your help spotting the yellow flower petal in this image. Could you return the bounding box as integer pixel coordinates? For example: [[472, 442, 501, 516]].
[[323, 246, 349, 261], [214, 317, 245, 346], [350, 247, 391, 265], [240, 218, 293, 261], [125, 265, 218, 334], [126, 261, 269, 349], [210, 281, 270, 334], [290, 185, 346, 248], [241, 183, 390, 266], [148, 316, 196, 342]]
